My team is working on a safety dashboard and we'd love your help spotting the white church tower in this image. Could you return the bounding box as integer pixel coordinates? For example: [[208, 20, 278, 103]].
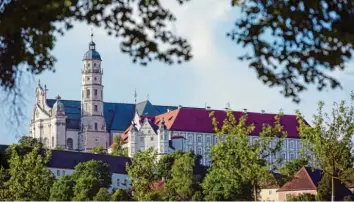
[[79, 36, 109, 152]]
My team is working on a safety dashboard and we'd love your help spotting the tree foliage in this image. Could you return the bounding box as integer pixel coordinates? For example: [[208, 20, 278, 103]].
[[91, 145, 106, 154], [230, 0, 354, 102], [155, 150, 184, 181], [126, 147, 157, 201], [93, 187, 111, 201], [49, 175, 75, 201], [203, 110, 286, 201], [0, 0, 192, 91], [111, 136, 128, 157], [286, 193, 316, 201], [110, 189, 132, 201], [279, 158, 308, 182], [297, 95, 354, 200], [1, 145, 55, 201], [165, 152, 195, 200], [72, 160, 112, 189]]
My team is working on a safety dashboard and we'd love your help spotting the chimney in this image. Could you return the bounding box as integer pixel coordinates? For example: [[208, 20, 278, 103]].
[[167, 108, 171, 112], [243, 108, 247, 113], [178, 105, 182, 109], [206, 106, 211, 110], [261, 110, 265, 114]]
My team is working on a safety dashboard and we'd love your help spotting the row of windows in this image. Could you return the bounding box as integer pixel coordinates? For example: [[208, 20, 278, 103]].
[[81, 123, 102, 131], [187, 135, 216, 144], [116, 178, 129, 187], [82, 89, 103, 99], [56, 169, 66, 176]]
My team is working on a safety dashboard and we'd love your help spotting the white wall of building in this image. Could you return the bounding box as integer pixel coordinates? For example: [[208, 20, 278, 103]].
[[48, 167, 131, 191]]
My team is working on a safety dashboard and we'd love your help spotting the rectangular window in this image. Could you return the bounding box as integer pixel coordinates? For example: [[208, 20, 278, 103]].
[[95, 123, 98, 131], [188, 135, 193, 143], [282, 153, 286, 161], [94, 89, 97, 96], [117, 178, 120, 186], [62, 170, 65, 175], [94, 105, 98, 112], [197, 147, 202, 155], [57, 170, 60, 176], [197, 136, 202, 143], [140, 137, 144, 142], [86, 89, 90, 98], [290, 141, 294, 149], [206, 136, 210, 144], [150, 136, 154, 141], [123, 179, 127, 186]]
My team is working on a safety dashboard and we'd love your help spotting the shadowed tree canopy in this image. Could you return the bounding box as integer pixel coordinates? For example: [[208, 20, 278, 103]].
[[0, 0, 192, 91], [2, 0, 354, 102]]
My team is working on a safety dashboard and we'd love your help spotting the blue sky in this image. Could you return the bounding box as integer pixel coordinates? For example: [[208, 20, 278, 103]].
[[1, 0, 354, 144]]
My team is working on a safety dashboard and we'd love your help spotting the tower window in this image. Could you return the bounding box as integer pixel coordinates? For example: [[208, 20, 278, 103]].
[[82, 90, 84, 99], [86, 89, 90, 98], [94, 77, 97, 81], [95, 123, 98, 131], [94, 105, 98, 112], [52, 136, 54, 147], [86, 76, 90, 81], [94, 89, 97, 96], [94, 63, 96, 67]]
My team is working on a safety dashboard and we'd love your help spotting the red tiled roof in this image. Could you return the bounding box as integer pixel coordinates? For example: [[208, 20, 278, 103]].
[[121, 107, 306, 139], [155, 108, 303, 138], [277, 167, 317, 192]]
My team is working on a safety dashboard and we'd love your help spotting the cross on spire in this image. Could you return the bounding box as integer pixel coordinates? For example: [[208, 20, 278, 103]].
[[91, 28, 94, 42]]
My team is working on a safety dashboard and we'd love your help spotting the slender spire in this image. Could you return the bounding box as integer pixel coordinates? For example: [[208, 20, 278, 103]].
[[91, 28, 94, 42], [147, 93, 149, 101]]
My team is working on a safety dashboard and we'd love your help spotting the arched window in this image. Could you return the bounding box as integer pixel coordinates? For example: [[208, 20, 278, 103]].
[[43, 137, 49, 148], [67, 138, 73, 150], [197, 147, 202, 155]]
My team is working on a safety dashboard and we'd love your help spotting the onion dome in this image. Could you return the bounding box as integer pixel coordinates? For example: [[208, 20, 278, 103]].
[[83, 41, 102, 61]]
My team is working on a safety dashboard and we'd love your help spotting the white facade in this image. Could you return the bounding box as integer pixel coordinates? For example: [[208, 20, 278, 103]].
[[29, 40, 110, 152], [127, 117, 173, 159], [126, 127, 303, 166], [48, 167, 131, 191]]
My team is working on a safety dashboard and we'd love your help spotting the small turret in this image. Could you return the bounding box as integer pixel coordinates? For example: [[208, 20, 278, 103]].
[[52, 95, 65, 116]]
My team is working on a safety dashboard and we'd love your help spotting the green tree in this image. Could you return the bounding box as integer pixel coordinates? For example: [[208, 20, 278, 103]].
[[70, 160, 112, 200], [191, 191, 204, 201], [297, 97, 354, 201], [286, 193, 316, 201], [111, 136, 128, 157], [3, 145, 55, 201], [126, 147, 157, 201], [91, 145, 106, 154], [110, 189, 132, 201], [230, 0, 354, 102], [279, 158, 308, 182], [93, 188, 110, 201], [72, 160, 112, 189], [155, 150, 184, 181], [316, 174, 332, 201], [203, 161, 253, 201], [165, 152, 195, 200], [6, 136, 42, 157], [49, 175, 75, 201], [72, 175, 101, 201], [203, 110, 286, 201], [0, 0, 191, 92]]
